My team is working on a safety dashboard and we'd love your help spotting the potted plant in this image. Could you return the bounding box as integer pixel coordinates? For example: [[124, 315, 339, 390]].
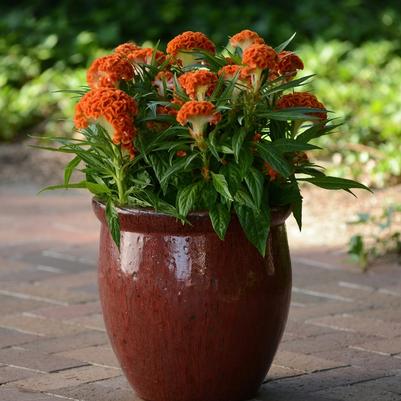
[[40, 30, 369, 401]]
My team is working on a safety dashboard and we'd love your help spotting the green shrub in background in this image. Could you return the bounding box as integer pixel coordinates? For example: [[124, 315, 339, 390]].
[[299, 40, 401, 187], [1, 1, 401, 186]]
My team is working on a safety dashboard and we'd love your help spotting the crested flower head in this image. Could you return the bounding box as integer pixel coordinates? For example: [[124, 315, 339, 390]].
[[176, 100, 221, 146], [86, 54, 134, 89], [114, 42, 140, 56], [152, 71, 174, 97], [74, 88, 138, 157], [178, 70, 218, 100], [242, 43, 278, 91], [166, 31, 215, 67], [242, 43, 278, 70], [276, 92, 327, 121], [229, 29, 265, 52], [278, 51, 304, 79]]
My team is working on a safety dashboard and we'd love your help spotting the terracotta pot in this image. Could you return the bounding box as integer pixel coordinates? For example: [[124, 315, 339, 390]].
[[93, 199, 292, 401]]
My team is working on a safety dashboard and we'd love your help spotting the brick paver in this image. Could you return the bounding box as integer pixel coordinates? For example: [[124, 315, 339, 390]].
[[1, 185, 400, 400]]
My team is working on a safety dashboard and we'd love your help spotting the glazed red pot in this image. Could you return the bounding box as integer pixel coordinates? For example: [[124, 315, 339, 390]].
[[93, 199, 292, 401]]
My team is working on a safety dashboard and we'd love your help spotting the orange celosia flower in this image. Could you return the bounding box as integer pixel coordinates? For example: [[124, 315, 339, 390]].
[[276, 92, 327, 121], [242, 44, 278, 91], [176, 100, 221, 147], [114, 42, 140, 56], [263, 162, 278, 181], [127, 48, 166, 66], [74, 89, 138, 157], [153, 71, 174, 97], [86, 54, 134, 89], [242, 43, 278, 70], [278, 51, 304, 79], [178, 70, 218, 100], [166, 31, 215, 67], [230, 29, 265, 52]]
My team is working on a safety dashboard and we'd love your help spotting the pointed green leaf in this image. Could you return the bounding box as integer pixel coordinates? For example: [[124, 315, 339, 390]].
[[272, 138, 320, 153], [39, 181, 110, 196], [275, 32, 297, 53], [296, 122, 342, 143], [64, 156, 81, 185], [177, 181, 202, 217], [232, 128, 247, 163], [255, 142, 293, 178], [106, 199, 120, 249], [299, 176, 372, 192], [234, 188, 258, 210], [245, 167, 264, 208], [234, 204, 270, 256], [238, 148, 254, 178], [209, 203, 231, 240], [211, 172, 233, 201]]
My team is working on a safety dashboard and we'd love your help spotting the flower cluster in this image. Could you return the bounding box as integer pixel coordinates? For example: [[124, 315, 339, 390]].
[[51, 28, 369, 254], [74, 29, 323, 159]]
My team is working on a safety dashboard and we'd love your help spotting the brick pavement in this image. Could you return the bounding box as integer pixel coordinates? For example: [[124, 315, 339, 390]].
[[0, 185, 400, 401]]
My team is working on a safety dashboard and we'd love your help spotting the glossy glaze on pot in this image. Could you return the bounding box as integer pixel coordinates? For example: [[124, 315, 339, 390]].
[[93, 200, 292, 401]]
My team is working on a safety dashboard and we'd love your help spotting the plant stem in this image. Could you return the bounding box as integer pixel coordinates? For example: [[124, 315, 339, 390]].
[[112, 145, 127, 205], [115, 166, 126, 205]]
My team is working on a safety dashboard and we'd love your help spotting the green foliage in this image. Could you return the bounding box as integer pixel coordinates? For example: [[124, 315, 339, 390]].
[[348, 205, 401, 270], [299, 40, 401, 187], [38, 36, 369, 254]]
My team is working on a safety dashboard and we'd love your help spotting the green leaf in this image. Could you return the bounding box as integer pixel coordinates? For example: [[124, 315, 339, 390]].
[[64, 156, 81, 185], [221, 163, 242, 195], [255, 142, 293, 178], [263, 75, 315, 97], [245, 167, 264, 208], [201, 183, 218, 209], [260, 108, 325, 121], [106, 199, 120, 249], [211, 172, 233, 201], [275, 32, 297, 53], [238, 148, 254, 178], [299, 176, 372, 192], [156, 199, 180, 218], [232, 128, 247, 163], [234, 204, 270, 256], [234, 188, 258, 210], [272, 138, 320, 153], [290, 183, 303, 230], [177, 181, 202, 217], [296, 122, 342, 143], [39, 181, 110, 196], [209, 203, 231, 240], [206, 129, 220, 160], [160, 154, 198, 186]]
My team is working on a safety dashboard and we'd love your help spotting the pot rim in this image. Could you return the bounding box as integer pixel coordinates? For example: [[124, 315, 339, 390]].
[[92, 198, 291, 234]]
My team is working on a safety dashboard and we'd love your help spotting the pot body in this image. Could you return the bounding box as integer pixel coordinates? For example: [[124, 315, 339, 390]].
[[93, 200, 292, 401]]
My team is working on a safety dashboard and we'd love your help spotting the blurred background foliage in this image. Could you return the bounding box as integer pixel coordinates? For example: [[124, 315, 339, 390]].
[[1, 0, 400, 187]]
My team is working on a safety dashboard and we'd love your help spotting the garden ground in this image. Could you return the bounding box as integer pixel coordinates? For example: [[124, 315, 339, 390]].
[[0, 145, 400, 400]]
